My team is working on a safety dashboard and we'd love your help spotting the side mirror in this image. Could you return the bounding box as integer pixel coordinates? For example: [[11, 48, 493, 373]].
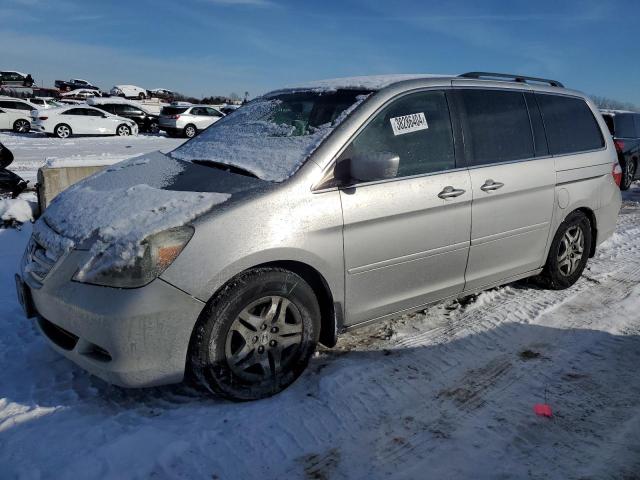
[[349, 151, 399, 183]]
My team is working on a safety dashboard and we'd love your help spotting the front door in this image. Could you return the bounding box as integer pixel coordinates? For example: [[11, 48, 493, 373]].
[[338, 90, 472, 325]]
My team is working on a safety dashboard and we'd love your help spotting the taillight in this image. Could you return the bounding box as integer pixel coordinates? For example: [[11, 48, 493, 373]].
[[39, 116, 48, 120], [612, 162, 623, 187], [614, 140, 625, 153], [168, 114, 180, 119]]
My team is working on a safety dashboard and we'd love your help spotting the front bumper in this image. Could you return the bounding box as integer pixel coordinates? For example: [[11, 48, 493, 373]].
[[18, 247, 205, 388]]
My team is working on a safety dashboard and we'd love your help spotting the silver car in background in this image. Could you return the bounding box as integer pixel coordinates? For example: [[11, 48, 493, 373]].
[[17, 72, 621, 401], [158, 104, 224, 138]]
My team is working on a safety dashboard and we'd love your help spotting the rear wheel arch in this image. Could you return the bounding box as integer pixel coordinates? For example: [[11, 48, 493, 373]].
[[572, 207, 597, 257]]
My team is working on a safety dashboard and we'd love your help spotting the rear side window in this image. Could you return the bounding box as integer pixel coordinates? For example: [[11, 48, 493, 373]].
[[602, 114, 615, 135], [536, 94, 604, 155], [161, 106, 188, 116], [614, 113, 638, 138], [459, 89, 534, 166], [339, 90, 455, 178]]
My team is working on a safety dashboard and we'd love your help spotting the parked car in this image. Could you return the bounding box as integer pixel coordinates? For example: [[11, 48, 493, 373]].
[[60, 88, 101, 100], [149, 88, 175, 99], [159, 104, 224, 138], [0, 71, 34, 87], [54, 78, 100, 92], [91, 100, 160, 133], [111, 85, 149, 99], [27, 97, 62, 109], [31, 105, 138, 138], [601, 110, 640, 190], [16, 72, 621, 401], [0, 97, 36, 133]]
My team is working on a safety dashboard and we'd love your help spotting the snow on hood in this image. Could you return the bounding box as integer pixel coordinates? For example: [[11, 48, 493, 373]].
[[33, 151, 230, 275]]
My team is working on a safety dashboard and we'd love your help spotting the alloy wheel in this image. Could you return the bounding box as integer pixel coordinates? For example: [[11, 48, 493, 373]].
[[117, 125, 131, 136], [224, 296, 304, 382], [15, 120, 29, 133], [557, 225, 584, 276], [185, 126, 196, 138], [56, 125, 70, 138], [625, 160, 636, 188]]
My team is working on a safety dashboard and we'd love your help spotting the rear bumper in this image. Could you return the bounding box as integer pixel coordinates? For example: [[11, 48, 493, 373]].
[[19, 249, 205, 388]]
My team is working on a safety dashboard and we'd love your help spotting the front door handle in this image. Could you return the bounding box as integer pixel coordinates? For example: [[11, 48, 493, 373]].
[[438, 186, 466, 199], [480, 179, 505, 192]]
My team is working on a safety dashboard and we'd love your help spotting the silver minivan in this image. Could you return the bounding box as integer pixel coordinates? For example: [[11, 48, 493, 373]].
[[17, 72, 622, 400]]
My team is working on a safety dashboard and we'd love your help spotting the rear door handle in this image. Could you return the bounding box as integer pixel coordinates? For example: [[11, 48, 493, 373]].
[[480, 179, 504, 192], [438, 186, 466, 199]]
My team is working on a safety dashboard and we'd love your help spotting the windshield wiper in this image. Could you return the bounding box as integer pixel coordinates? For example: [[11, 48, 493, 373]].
[[191, 160, 259, 179]]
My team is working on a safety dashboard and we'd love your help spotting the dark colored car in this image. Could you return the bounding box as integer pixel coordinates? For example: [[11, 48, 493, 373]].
[[0, 71, 34, 87], [54, 79, 100, 92], [93, 103, 160, 134], [601, 110, 640, 190], [0, 142, 28, 198]]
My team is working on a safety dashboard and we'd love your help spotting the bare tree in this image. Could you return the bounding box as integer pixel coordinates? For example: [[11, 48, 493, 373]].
[[591, 95, 639, 112]]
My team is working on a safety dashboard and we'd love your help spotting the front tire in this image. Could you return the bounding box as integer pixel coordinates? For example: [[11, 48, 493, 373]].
[[13, 119, 30, 134], [537, 211, 592, 290], [190, 268, 321, 401], [620, 158, 636, 191], [138, 92, 146, 100], [116, 124, 131, 136], [54, 124, 72, 138]]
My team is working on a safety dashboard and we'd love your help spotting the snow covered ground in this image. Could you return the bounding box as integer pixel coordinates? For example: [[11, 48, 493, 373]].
[[0, 131, 184, 184], [0, 133, 639, 479]]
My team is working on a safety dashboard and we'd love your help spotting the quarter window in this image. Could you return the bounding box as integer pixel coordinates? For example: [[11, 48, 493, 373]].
[[339, 90, 455, 179], [459, 89, 534, 166], [536, 94, 604, 155]]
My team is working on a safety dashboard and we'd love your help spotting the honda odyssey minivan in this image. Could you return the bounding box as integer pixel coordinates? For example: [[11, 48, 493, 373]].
[[16, 72, 622, 400]]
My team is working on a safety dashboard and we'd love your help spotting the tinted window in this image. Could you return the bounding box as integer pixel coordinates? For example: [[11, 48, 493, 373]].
[[0, 101, 14, 109], [85, 109, 104, 117], [63, 108, 86, 115], [339, 90, 455, 179], [459, 89, 534, 166], [635, 115, 640, 138], [205, 107, 222, 117], [536, 94, 604, 155], [602, 114, 615, 135], [161, 106, 188, 116], [614, 113, 638, 138]]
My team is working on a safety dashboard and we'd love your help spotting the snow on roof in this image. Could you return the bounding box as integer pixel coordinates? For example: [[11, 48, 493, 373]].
[[87, 96, 152, 113], [282, 74, 451, 92]]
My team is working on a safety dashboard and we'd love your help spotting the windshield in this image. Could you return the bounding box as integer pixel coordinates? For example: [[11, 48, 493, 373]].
[[170, 89, 371, 182]]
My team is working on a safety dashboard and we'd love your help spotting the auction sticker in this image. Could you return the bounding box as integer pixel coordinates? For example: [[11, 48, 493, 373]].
[[390, 112, 428, 136]]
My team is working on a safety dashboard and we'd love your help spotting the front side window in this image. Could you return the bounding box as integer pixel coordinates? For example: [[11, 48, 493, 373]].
[[171, 89, 371, 182], [459, 89, 534, 166], [338, 90, 455, 179], [536, 94, 604, 155], [15, 102, 33, 111]]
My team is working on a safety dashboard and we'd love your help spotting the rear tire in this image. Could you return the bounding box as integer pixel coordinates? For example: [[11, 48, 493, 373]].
[[13, 119, 30, 134], [620, 158, 636, 191], [184, 124, 197, 138], [537, 211, 592, 290], [148, 121, 159, 134], [54, 124, 72, 139], [189, 268, 321, 401], [138, 92, 146, 100]]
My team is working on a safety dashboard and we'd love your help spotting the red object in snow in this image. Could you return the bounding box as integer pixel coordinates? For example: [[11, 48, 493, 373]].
[[534, 404, 553, 418]]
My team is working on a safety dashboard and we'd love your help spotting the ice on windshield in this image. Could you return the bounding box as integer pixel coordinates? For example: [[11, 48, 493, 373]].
[[170, 90, 370, 182]]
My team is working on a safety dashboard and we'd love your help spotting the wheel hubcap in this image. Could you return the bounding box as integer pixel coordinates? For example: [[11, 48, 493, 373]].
[[224, 295, 304, 382], [627, 161, 636, 184], [186, 127, 195, 137], [17, 121, 28, 132], [58, 126, 69, 137], [558, 225, 584, 276], [118, 126, 129, 136]]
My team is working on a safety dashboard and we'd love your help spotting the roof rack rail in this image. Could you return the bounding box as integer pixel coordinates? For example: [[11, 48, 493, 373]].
[[458, 72, 564, 88]]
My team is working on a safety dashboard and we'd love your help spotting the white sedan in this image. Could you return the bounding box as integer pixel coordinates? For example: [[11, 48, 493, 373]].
[[32, 106, 139, 138], [0, 106, 33, 133]]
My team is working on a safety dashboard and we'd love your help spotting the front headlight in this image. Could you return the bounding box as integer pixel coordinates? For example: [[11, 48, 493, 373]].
[[72, 226, 194, 288]]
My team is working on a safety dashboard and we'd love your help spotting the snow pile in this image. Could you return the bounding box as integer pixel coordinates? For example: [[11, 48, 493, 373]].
[[34, 152, 230, 276], [45, 153, 136, 169], [171, 94, 368, 182], [0, 197, 35, 224]]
